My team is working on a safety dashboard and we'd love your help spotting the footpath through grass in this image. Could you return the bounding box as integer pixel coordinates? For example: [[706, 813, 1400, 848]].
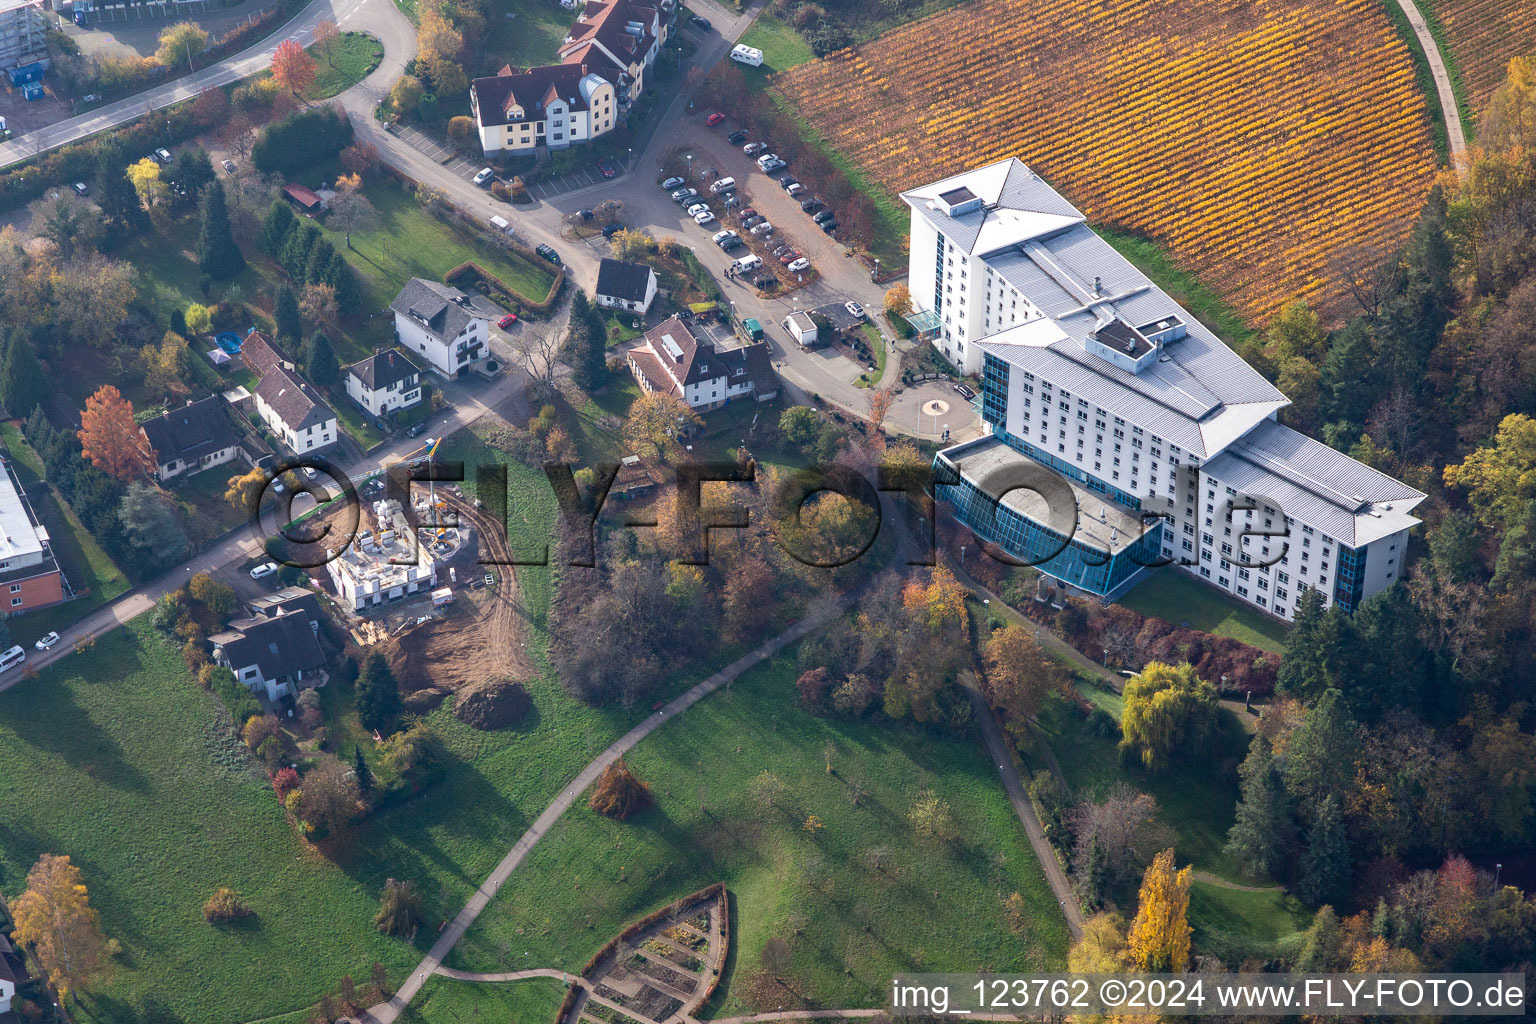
[[448, 648, 1071, 1015], [1118, 569, 1288, 654]]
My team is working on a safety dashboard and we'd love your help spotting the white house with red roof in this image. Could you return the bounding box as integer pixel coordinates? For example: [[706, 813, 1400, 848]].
[[626, 315, 778, 412]]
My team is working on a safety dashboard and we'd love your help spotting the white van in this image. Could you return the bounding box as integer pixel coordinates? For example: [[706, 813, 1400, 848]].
[[0, 645, 25, 672], [731, 44, 763, 67], [732, 254, 762, 273], [709, 176, 735, 194], [489, 215, 512, 233]]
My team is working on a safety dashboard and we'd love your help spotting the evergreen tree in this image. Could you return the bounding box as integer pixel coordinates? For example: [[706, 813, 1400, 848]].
[[1428, 509, 1480, 583], [1343, 587, 1433, 719], [569, 291, 610, 390], [1298, 794, 1351, 907], [1225, 736, 1294, 880], [1491, 500, 1536, 594], [280, 223, 319, 281], [197, 182, 245, 280], [274, 284, 302, 345], [353, 746, 374, 795], [0, 330, 50, 422], [169, 307, 188, 338], [355, 653, 402, 733], [325, 252, 364, 315], [1283, 689, 1359, 814], [304, 331, 338, 387], [304, 237, 337, 287], [95, 147, 148, 234], [262, 199, 297, 256], [1295, 905, 1344, 971], [169, 148, 216, 214], [1275, 588, 1349, 700]]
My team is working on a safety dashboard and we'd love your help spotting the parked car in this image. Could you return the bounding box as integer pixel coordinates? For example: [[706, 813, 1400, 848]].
[[691, 14, 711, 28], [719, 236, 745, 251], [786, 183, 807, 198], [752, 274, 778, 289], [846, 301, 865, 319], [709, 176, 736, 194], [535, 243, 561, 264], [779, 176, 799, 191], [596, 157, 618, 178], [820, 220, 839, 234], [498, 313, 519, 329], [407, 423, 427, 438], [473, 167, 496, 186], [693, 210, 716, 225], [686, 202, 709, 217], [813, 208, 836, 224], [70, 181, 88, 196], [713, 228, 739, 244], [727, 129, 749, 144], [34, 632, 59, 651], [577, 208, 594, 220], [786, 257, 811, 273], [661, 175, 686, 189], [743, 142, 767, 156], [671, 187, 698, 203], [750, 221, 774, 236], [250, 562, 279, 580], [772, 243, 793, 257], [601, 222, 624, 237], [741, 215, 764, 229], [154, 147, 173, 164], [705, 111, 726, 126], [221, 158, 236, 173], [779, 249, 803, 265], [953, 382, 977, 400], [800, 197, 824, 213], [763, 159, 787, 174], [755, 153, 780, 170], [738, 207, 758, 220]]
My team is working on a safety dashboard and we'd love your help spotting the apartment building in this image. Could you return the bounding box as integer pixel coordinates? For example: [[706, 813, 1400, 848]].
[[0, 458, 64, 616], [911, 158, 1425, 620]]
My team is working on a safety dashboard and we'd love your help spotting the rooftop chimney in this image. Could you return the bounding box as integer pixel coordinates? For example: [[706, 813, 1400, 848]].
[[1092, 276, 1102, 296]]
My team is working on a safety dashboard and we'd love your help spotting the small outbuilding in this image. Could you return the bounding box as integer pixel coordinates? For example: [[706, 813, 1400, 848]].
[[782, 310, 818, 347]]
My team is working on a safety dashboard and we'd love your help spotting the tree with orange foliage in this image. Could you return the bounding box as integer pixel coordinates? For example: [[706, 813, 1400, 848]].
[[271, 38, 317, 97], [1126, 848, 1192, 971], [866, 386, 894, 433], [313, 19, 340, 67], [901, 564, 968, 636], [78, 385, 152, 481], [589, 759, 652, 819]]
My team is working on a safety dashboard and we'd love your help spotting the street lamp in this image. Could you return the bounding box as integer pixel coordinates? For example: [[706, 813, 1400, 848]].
[[1102, 647, 1109, 666], [1495, 863, 1503, 887]]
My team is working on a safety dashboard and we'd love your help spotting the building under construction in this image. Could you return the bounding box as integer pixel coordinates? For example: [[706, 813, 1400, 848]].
[[326, 495, 464, 612], [0, 0, 45, 72]]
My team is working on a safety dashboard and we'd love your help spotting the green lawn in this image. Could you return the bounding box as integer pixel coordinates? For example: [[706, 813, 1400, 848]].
[[1119, 570, 1289, 654], [447, 649, 1071, 1016], [329, 387, 387, 451], [561, 375, 640, 465], [737, 13, 816, 75], [338, 183, 558, 317], [406, 974, 569, 1024], [1189, 883, 1310, 964], [477, 0, 575, 77], [308, 32, 384, 100]]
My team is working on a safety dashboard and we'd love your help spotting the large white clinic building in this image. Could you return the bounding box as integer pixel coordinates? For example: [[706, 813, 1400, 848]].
[[908, 158, 1425, 621]]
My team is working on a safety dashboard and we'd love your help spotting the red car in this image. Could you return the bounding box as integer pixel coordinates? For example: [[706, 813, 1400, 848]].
[[497, 314, 518, 329], [706, 112, 726, 126], [595, 157, 618, 178]]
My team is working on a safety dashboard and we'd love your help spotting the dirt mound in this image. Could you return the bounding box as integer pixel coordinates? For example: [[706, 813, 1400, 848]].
[[453, 679, 532, 730], [403, 687, 447, 714]]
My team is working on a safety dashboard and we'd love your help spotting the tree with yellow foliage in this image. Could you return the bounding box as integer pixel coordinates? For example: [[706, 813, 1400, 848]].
[[1484, 56, 1536, 153], [1126, 848, 1192, 972], [9, 854, 121, 1002], [126, 157, 168, 209], [225, 465, 269, 512], [1118, 661, 1218, 773], [1443, 412, 1536, 530], [901, 563, 967, 636]]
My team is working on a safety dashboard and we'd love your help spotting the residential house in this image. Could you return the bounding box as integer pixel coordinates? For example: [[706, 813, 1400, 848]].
[[208, 612, 328, 703], [241, 330, 293, 379], [594, 258, 658, 313], [253, 366, 338, 455], [908, 157, 1426, 619], [245, 586, 324, 632], [556, 0, 667, 107], [389, 278, 500, 378], [0, 937, 15, 1017], [469, 63, 617, 156], [0, 459, 64, 615], [140, 395, 247, 483], [345, 349, 423, 418], [625, 315, 776, 411]]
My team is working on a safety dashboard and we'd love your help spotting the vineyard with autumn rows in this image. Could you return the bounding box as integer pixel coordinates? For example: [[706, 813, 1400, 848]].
[[775, 0, 1440, 322], [1428, 0, 1536, 113]]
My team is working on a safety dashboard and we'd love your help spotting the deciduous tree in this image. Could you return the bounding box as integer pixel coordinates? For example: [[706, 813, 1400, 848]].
[[313, 19, 340, 67], [1118, 661, 1218, 773], [296, 757, 360, 838], [271, 38, 318, 96], [907, 788, 958, 844], [623, 391, 702, 464], [155, 21, 208, 69], [9, 854, 121, 1001], [1126, 848, 1192, 971], [983, 623, 1061, 741], [225, 466, 267, 511], [374, 878, 423, 936], [78, 384, 153, 481], [1443, 413, 1536, 529], [589, 758, 652, 819]]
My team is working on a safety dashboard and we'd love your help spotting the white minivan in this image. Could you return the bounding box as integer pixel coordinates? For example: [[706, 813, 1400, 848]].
[[0, 644, 25, 672], [709, 176, 735, 194]]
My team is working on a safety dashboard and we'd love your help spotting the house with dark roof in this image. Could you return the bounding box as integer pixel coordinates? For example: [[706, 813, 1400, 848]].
[[470, 62, 616, 156], [208, 611, 328, 703], [241, 330, 293, 379], [140, 396, 248, 483], [345, 349, 423, 418], [253, 366, 338, 455], [389, 278, 501, 378], [595, 258, 658, 314], [555, 0, 667, 106], [626, 315, 777, 411], [245, 586, 324, 632]]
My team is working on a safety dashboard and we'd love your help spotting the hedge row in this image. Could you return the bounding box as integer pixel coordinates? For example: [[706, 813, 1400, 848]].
[[443, 260, 563, 318], [252, 105, 355, 177]]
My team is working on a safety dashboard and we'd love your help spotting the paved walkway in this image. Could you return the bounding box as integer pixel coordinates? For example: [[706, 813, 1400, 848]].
[[361, 596, 851, 1023], [1394, 0, 1468, 169]]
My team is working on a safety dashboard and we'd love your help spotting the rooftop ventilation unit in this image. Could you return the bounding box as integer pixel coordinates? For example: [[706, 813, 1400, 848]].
[[935, 186, 983, 218]]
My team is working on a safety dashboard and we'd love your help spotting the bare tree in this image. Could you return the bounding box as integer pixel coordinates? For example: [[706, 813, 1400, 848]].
[[1068, 785, 1157, 882], [510, 316, 565, 390], [326, 186, 379, 250], [1330, 239, 1401, 320]]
